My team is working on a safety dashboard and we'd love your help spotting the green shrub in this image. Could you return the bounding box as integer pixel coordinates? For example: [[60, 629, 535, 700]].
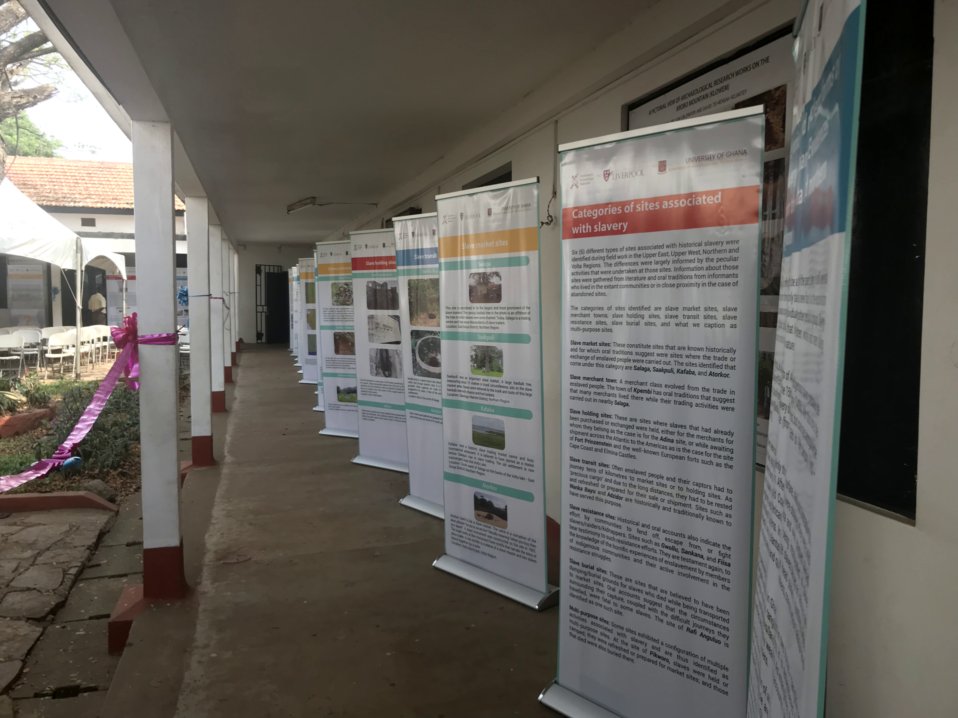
[[16, 375, 55, 409], [36, 382, 140, 473], [0, 390, 26, 415]]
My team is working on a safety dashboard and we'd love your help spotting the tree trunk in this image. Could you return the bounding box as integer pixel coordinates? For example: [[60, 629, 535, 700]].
[[0, 137, 6, 183]]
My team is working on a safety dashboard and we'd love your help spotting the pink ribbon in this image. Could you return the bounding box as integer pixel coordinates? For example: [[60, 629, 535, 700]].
[[0, 313, 178, 493]]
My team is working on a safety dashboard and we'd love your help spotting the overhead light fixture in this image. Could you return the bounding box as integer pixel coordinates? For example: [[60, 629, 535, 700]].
[[286, 196, 378, 215]]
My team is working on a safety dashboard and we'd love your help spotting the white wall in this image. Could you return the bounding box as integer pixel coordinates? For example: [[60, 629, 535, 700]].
[[235, 241, 316, 344], [320, 0, 958, 714], [50, 210, 185, 237]]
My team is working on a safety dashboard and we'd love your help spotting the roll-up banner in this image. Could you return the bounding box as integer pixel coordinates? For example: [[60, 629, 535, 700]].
[[350, 229, 409, 472], [286, 267, 296, 354], [748, 3, 865, 717], [299, 257, 319, 385], [433, 178, 555, 610], [540, 107, 764, 718], [317, 241, 359, 439], [313, 246, 325, 412], [291, 266, 302, 368], [394, 213, 445, 519]]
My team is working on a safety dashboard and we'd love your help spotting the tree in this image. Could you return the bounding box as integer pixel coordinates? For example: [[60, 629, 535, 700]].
[[0, 0, 57, 180], [0, 113, 60, 156]]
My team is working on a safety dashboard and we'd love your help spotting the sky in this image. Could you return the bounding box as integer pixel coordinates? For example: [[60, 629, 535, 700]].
[[26, 63, 132, 162]]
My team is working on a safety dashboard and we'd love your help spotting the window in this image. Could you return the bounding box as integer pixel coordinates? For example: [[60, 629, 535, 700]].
[[80, 217, 96, 227], [463, 163, 512, 190], [622, 5, 934, 520]]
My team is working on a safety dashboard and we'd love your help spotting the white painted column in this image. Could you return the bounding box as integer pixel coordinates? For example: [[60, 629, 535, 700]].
[[209, 224, 226, 412], [222, 238, 233, 383], [132, 120, 186, 599], [231, 246, 239, 353], [185, 197, 215, 466]]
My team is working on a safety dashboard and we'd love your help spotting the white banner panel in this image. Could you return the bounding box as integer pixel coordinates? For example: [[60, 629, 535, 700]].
[[395, 213, 444, 518], [351, 229, 409, 472], [543, 109, 764, 718], [313, 247, 325, 412], [298, 257, 318, 384], [291, 266, 301, 367], [316, 241, 358, 438], [748, 2, 865, 717], [288, 271, 295, 353], [629, 33, 794, 467], [434, 178, 552, 608]]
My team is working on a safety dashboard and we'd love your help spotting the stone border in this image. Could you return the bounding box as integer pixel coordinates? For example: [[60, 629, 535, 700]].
[[0, 409, 54, 439], [0, 493, 117, 514]]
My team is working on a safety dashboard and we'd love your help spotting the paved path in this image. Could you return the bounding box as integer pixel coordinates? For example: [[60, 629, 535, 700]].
[[0, 497, 145, 718], [172, 347, 558, 717]]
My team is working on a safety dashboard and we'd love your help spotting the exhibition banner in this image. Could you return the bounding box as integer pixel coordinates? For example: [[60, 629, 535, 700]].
[[433, 178, 553, 609], [541, 108, 764, 718], [313, 247, 325, 412], [629, 33, 794, 467], [288, 271, 295, 354], [316, 241, 358, 438], [291, 266, 301, 367], [748, 3, 866, 717], [351, 229, 409, 472], [394, 213, 445, 519], [298, 257, 318, 384]]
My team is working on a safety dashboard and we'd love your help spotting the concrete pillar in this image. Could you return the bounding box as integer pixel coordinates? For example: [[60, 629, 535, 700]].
[[231, 246, 239, 361], [132, 120, 186, 600], [210, 224, 226, 412], [222, 239, 233, 384], [185, 196, 215, 466]]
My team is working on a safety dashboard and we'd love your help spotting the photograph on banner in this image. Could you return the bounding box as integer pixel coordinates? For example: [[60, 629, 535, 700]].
[[316, 241, 358, 437], [298, 258, 318, 383], [747, 2, 866, 716], [351, 229, 408, 471], [629, 31, 793, 466], [395, 213, 444, 517], [436, 179, 548, 596], [544, 109, 764, 718]]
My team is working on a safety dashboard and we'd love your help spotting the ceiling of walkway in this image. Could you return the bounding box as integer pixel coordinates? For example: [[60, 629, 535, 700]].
[[48, 0, 650, 244]]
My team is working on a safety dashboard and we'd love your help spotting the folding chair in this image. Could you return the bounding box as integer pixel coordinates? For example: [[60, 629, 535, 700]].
[[12, 329, 42, 373], [44, 331, 76, 377], [0, 335, 24, 378]]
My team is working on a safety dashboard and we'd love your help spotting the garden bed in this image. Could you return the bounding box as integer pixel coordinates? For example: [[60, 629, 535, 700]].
[[0, 379, 142, 500]]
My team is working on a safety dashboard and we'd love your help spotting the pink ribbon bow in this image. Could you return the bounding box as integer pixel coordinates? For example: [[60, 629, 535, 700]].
[[0, 314, 178, 493], [111, 312, 179, 390]]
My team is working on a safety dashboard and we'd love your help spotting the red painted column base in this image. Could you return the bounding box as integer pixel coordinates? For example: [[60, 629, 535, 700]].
[[212, 391, 227, 413], [231, 351, 237, 367], [143, 542, 188, 600], [224, 366, 233, 384], [191, 435, 216, 467]]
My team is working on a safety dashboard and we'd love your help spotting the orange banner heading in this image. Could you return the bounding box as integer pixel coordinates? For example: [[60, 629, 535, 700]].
[[439, 227, 538, 260], [562, 185, 759, 239]]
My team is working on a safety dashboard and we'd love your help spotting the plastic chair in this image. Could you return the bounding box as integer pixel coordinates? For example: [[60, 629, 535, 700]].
[[0, 335, 24, 377], [44, 331, 76, 377], [11, 329, 42, 372]]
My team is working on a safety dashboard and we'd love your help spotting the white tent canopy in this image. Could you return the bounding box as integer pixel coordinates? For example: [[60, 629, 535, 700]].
[[0, 178, 127, 279]]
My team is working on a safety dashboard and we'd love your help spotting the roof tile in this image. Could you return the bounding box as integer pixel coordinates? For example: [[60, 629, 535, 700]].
[[4, 156, 185, 211]]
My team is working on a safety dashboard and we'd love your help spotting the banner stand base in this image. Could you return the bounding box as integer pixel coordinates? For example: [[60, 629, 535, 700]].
[[352, 455, 409, 474], [312, 406, 324, 413], [538, 681, 622, 718], [319, 428, 358, 439], [298, 379, 318, 385], [399, 495, 444, 520], [433, 554, 558, 611]]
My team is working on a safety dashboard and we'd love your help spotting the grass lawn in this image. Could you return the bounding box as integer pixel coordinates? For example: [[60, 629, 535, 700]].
[[470, 367, 503, 378]]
